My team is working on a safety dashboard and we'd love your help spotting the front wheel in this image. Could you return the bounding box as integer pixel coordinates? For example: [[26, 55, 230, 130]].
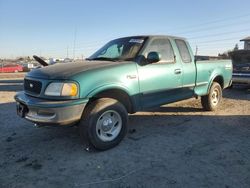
[[79, 98, 128, 150], [201, 82, 222, 111]]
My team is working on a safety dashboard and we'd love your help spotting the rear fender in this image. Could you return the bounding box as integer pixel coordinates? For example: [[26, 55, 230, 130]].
[[207, 74, 224, 94]]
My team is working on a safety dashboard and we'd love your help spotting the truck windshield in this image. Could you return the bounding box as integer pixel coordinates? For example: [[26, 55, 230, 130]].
[[88, 37, 146, 61]]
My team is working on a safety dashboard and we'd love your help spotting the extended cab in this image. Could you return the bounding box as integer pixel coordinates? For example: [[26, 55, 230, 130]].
[[15, 35, 232, 150]]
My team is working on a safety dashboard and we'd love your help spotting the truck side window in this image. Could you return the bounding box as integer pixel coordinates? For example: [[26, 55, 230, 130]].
[[175, 39, 192, 63], [99, 44, 122, 58], [145, 38, 175, 63]]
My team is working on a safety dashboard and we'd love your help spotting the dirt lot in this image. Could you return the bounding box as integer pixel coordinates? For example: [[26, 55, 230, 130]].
[[0, 73, 250, 188]]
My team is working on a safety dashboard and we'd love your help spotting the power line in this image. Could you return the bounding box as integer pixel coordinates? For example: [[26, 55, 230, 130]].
[[175, 20, 250, 36], [188, 28, 250, 40], [34, 14, 250, 57], [155, 14, 250, 35], [73, 20, 249, 48], [166, 13, 250, 33], [191, 41, 240, 48], [35, 17, 250, 53], [194, 36, 245, 44], [74, 15, 250, 48]]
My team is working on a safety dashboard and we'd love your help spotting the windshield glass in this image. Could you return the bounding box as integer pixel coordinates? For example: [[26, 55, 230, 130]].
[[88, 37, 147, 61]]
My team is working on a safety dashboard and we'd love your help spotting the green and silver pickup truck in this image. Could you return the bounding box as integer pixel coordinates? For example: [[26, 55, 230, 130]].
[[15, 35, 232, 150]]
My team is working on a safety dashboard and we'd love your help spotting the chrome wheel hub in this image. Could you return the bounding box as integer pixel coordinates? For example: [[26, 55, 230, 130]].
[[101, 118, 113, 132], [96, 110, 122, 142], [211, 88, 220, 106]]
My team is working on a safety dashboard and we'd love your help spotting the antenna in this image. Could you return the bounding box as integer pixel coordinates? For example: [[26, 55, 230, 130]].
[[195, 45, 198, 56]]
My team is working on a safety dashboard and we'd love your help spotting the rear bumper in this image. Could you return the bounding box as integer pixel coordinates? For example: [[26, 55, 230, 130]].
[[14, 91, 88, 126], [232, 74, 250, 84]]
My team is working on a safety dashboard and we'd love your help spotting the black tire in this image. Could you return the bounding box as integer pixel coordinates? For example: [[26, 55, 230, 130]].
[[79, 98, 128, 150], [201, 82, 222, 111]]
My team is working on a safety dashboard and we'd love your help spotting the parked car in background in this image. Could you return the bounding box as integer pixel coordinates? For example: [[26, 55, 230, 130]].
[[0, 63, 23, 73], [21, 62, 41, 72]]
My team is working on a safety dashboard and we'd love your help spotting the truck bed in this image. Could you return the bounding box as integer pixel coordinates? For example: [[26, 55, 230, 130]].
[[194, 59, 232, 96]]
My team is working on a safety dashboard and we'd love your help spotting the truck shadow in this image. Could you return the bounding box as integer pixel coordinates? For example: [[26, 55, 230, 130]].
[[1, 102, 250, 188], [1, 102, 249, 153], [145, 106, 203, 113], [223, 87, 250, 100]]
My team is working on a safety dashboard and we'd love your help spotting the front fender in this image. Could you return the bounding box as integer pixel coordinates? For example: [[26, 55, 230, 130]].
[[86, 83, 132, 98]]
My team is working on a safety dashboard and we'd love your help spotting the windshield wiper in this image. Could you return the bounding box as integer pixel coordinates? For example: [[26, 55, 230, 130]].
[[86, 57, 119, 62]]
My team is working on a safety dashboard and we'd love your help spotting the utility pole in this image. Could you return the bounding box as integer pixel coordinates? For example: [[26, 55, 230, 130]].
[[73, 27, 77, 59], [67, 46, 69, 58], [195, 46, 198, 56]]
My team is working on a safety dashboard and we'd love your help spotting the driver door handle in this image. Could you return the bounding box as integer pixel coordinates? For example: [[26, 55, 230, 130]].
[[174, 69, 182, 74]]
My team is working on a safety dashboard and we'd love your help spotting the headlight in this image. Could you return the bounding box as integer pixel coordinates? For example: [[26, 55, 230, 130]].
[[45, 82, 78, 97]]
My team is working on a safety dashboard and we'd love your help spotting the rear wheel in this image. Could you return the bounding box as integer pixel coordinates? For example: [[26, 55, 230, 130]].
[[201, 82, 222, 111], [79, 98, 128, 150]]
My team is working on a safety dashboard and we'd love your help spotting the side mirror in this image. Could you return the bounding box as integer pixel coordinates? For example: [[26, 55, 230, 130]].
[[135, 55, 147, 66], [147, 52, 161, 64]]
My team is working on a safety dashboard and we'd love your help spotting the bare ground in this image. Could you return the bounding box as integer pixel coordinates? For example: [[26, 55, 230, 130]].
[[0, 73, 250, 188]]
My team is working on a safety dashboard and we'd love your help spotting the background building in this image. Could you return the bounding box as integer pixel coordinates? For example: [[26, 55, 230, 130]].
[[230, 36, 250, 64], [240, 37, 250, 50]]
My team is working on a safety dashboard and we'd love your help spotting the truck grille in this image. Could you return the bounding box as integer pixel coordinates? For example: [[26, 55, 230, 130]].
[[24, 79, 42, 95]]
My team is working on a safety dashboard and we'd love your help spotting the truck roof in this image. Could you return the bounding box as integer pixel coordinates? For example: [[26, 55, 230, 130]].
[[123, 35, 187, 41]]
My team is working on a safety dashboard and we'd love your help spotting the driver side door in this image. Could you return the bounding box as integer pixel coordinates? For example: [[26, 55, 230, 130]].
[[136, 37, 183, 109]]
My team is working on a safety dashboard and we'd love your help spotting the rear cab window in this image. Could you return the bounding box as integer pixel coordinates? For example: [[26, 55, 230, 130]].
[[175, 39, 192, 63]]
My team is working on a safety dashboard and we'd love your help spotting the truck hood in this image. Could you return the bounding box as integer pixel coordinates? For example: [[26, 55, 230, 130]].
[[26, 61, 125, 79]]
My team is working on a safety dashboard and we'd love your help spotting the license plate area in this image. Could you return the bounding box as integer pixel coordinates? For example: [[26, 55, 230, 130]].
[[16, 102, 28, 118]]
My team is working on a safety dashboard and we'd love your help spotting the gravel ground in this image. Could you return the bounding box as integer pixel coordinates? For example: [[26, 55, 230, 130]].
[[0, 73, 250, 188]]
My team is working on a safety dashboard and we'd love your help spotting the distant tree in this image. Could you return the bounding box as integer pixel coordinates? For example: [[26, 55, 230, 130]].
[[17, 57, 24, 61], [234, 44, 239, 51], [218, 50, 232, 59]]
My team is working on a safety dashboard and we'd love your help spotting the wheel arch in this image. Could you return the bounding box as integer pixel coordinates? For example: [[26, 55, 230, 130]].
[[207, 75, 224, 93], [213, 75, 224, 88], [86, 86, 136, 114]]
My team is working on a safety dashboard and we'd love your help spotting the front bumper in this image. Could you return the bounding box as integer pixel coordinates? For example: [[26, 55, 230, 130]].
[[14, 91, 88, 126]]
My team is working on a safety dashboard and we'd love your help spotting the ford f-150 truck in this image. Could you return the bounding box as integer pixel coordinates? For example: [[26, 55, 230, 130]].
[[15, 35, 232, 150]]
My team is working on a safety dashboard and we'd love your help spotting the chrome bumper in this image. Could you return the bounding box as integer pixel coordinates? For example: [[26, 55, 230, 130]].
[[232, 76, 250, 84], [232, 73, 250, 84], [15, 91, 88, 126]]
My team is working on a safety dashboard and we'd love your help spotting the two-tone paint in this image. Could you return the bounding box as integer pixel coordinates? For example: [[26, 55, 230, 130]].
[[15, 35, 232, 125]]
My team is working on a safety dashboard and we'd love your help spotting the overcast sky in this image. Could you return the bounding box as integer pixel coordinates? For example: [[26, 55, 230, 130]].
[[0, 0, 250, 59]]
